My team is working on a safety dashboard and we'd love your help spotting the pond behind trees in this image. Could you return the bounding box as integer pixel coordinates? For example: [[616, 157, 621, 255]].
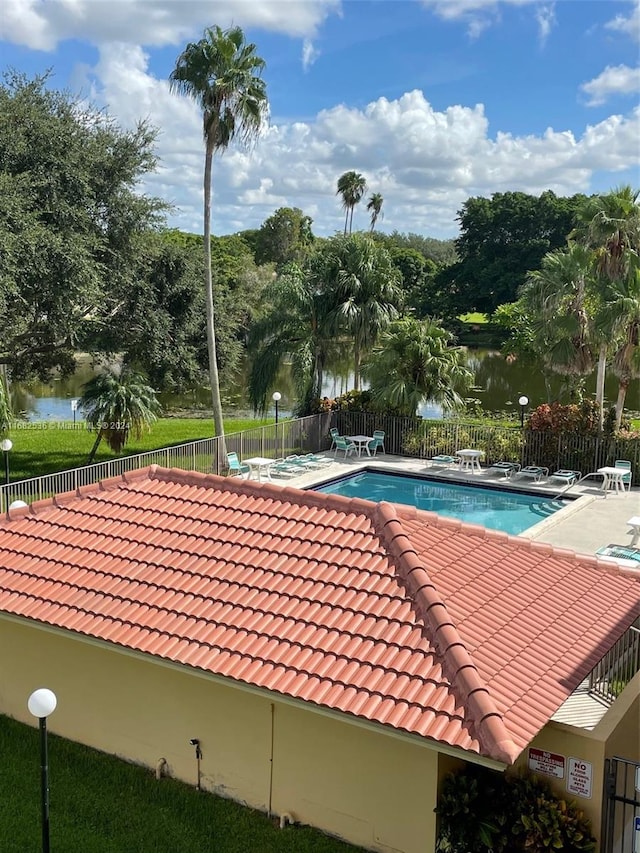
[[10, 350, 639, 423]]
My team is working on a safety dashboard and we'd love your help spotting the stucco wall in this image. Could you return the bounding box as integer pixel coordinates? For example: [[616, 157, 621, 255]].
[[0, 618, 442, 853]]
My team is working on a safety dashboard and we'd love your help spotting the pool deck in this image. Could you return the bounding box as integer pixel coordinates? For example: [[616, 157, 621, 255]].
[[270, 452, 640, 564]]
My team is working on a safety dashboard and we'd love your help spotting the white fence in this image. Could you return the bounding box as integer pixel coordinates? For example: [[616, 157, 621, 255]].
[[0, 414, 331, 513]]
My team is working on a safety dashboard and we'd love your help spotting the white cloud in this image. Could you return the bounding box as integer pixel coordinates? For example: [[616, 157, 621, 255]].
[[0, 0, 341, 50], [302, 38, 321, 71], [421, 0, 538, 38], [535, 4, 556, 46], [605, 2, 640, 42], [581, 64, 640, 106]]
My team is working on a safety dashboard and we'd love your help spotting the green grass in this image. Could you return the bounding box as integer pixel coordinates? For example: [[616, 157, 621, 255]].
[[5, 417, 270, 481], [458, 312, 489, 324], [0, 715, 363, 853]]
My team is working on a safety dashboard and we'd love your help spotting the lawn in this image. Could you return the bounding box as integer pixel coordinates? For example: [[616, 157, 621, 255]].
[[4, 417, 269, 481], [0, 715, 363, 853]]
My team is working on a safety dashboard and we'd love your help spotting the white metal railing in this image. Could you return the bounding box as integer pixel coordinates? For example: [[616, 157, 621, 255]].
[[588, 621, 640, 703], [0, 414, 332, 513]]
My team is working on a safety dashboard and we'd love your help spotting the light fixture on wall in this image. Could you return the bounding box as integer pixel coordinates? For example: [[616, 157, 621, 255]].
[[28, 688, 57, 853], [189, 738, 202, 790]]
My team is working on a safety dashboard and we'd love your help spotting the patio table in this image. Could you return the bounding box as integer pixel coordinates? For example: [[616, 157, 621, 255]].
[[455, 448, 484, 473], [346, 435, 374, 457], [597, 466, 627, 495], [244, 457, 274, 482]]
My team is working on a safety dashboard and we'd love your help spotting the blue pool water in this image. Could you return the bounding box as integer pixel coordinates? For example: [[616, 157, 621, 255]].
[[315, 471, 568, 535]]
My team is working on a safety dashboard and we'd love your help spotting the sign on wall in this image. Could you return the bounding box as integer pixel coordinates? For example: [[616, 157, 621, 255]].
[[634, 816, 640, 853], [566, 757, 593, 799], [528, 748, 565, 779]]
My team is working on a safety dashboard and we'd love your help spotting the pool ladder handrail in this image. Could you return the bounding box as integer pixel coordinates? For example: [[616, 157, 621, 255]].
[[552, 471, 605, 501]]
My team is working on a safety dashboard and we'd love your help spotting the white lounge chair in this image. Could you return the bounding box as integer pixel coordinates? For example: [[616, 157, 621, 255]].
[[549, 469, 581, 486], [487, 461, 520, 479], [511, 465, 549, 483], [429, 455, 457, 468]]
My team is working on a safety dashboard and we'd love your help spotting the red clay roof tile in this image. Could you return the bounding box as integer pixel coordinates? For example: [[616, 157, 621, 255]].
[[1, 466, 639, 764]]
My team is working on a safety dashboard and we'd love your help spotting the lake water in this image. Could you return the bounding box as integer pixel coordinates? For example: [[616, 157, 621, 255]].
[[9, 350, 639, 422]]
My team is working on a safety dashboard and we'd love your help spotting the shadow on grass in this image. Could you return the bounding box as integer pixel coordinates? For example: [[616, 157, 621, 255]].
[[0, 716, 363, 853]]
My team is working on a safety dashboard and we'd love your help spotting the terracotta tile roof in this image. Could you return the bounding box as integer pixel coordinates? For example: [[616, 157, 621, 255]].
[[1, 466, 639, 764]]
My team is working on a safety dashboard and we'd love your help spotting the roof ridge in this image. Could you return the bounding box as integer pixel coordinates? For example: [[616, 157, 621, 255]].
[[373, 501, 520, 764]]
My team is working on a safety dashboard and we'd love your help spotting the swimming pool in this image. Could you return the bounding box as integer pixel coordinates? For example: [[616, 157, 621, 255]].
[[314, 471, 569, 535]]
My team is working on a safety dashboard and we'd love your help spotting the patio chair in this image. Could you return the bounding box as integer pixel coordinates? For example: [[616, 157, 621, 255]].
[[615, 460, 632, 491], [329, 428, 340, 451], [511, 465, 549, 483], [549, 469, 582, 486], [428, 455, 457, 468], [227, 452, 250, 479], [334, 436, 356, 458], [487, 461, 520, 479], [367, 430, 386, 456]]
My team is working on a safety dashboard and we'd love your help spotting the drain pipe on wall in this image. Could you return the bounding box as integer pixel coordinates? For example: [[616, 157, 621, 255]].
[[268, 703, 275, 817], [189, 738, 202, 790], [155, 757, 167, 780]]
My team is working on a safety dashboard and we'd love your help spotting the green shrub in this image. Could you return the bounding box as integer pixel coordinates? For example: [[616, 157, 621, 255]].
[[436, 766, 596, 853]]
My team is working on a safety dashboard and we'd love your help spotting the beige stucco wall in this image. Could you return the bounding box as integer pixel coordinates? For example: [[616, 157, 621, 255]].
[[0, 617, 446, 853], [513, 671, 640, 850]]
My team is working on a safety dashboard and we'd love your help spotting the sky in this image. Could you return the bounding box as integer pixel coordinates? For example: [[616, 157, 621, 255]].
[[1, 0, 639, 239]]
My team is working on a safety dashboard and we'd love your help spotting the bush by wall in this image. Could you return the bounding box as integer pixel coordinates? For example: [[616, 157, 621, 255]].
[[436, 765, 596, 852]]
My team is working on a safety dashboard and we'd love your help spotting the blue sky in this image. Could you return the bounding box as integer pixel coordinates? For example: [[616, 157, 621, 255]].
[[1, 0, 638, 238]]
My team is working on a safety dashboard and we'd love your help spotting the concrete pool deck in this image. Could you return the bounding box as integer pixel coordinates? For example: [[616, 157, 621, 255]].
[[268, 452, 639, 566]]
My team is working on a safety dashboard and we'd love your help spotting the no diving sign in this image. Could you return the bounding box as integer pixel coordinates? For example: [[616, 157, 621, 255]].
[[567, 757, 592, 799]]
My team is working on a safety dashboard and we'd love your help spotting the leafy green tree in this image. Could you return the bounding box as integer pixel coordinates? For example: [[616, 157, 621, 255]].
[[366, 193, 384, 232], [323, 234, 402, 389], [81, 366, 162, 462], [442, 190, 588, 315], [169, 26, 268, 441], [336, 171, 367, 235], [363, 317, 473, 415], [372, 231, 457, 266], [248, 263, 336, 414], [0, 71, 165, 382], [599, 266, 640, 425], [255, 207, 314, 268]]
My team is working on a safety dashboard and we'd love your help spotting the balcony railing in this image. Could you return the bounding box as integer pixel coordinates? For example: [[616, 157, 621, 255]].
[[588, 620, 640, 703]]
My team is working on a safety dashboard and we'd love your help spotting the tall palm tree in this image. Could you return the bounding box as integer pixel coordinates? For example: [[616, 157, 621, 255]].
[[169, 26, 268, 442], [327, 235, 402, 390], [363, 317, 473, 416], [366, 192, 384, 232], [597, 266, 640, 426], [336, 171, 367, 235], [81, 366, 162, 462], [248, 263, 337, 415], [572, 184, 640, 425], [520, 245, 598, 403]]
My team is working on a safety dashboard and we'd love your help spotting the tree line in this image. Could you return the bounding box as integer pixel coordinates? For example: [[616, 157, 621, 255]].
[[1, 32, 638, 439]]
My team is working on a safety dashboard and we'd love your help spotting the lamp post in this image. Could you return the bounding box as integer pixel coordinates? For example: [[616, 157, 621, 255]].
[[272, 391, 281, 425], [1, 438, 12, 485], [28, 688, 57, 853], [518, 395, 529, 429]]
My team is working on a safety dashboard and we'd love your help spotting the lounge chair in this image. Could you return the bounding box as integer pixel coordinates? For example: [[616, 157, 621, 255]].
[[511, 465, 549, 483], [487, 461, 520, 479], [270, 458, 298, 477], [549, 469, 581, 486], [302, 453, 332, 467], [334, 436, 356, 458], [429, 455, 457, 468], [367, 430, 386, 455], [615, 460, 632, 491]]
